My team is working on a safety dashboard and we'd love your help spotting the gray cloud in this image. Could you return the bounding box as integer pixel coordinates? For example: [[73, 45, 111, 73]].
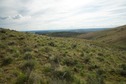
[[18, 8, 30, 15], [0, 14, 24, 20], [12, 14, 23, 19], [0, 0, 126, 31], [110, 7, 126, 14], [0, 16, 10, 20], [31, 8, 53, 17], [20, 0, 33, 3]]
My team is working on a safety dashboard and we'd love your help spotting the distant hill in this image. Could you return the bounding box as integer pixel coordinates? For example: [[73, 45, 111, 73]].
[[29, 28, 108, 38], [77, 25, 126, 49], [26, 28, 108, 34], [0, 27, 126, 84]]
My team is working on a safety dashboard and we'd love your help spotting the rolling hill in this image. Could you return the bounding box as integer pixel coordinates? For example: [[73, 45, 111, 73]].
[[77, 25, 126, 49], [0, 28, 126, 84]]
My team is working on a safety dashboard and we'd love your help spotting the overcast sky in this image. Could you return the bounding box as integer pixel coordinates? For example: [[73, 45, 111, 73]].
[[0, 0, 126, 31]]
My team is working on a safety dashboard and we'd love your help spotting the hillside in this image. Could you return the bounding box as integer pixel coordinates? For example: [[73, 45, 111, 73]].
[[0, 28, 126, 84], [77, 25, 126, 49]]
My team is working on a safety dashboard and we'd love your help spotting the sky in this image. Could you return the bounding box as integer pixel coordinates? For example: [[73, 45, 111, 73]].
[[0, 0, 126, 31]]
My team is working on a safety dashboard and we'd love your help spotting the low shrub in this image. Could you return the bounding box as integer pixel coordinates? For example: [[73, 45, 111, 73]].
[[118, 64, 126, 77], [40, 46, 53, 53], [83, 57, 90, 64], [49, 55, 60, 64], [23, 52, 33, 60], [28, 72, 43, 84], [98, 53, 104, 56], [118, 70, 126, 77], [0, 29, 6, 33], [48, 42, 56, 47], [18, 37, 25, 40], [23, 47, 32, 52], [9, 34, 15, 37], [21, 60, 36, 72], [63, 57, 78, 66], [86, 73, 105, 84], [43, 63, 53, 73], [16, 72, 28, 84], [71, 44, 77, 49], [120, 64, 126, 70], [0, 43, 5, 48], [53, 69, 74, 82], [88, 64, 99, 71], [1, 56, 13, 66], [8, 41, 15, 45]]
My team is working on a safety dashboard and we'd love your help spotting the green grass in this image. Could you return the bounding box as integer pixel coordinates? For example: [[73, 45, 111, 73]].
[[0, 28, 126, 84]]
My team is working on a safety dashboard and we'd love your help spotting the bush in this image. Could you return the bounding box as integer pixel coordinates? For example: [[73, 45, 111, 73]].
[[97, 57, 104, 62], [23, 47, 32, 52], [63, 57, 78, 66], [21, 60, 36, 72], [83, 57, 90, 64], [0, 43, 5, 48], [9, 34, 15, 37], [1, 56, 13, 66], [98, 53, 104, 56], [40, 46, 53, 53], [0, 29, 6, 33], [48, 42, 56, 47], [49, 55, 60, 64], [118, 64, 126, 77], [88, 64, 99, 71], [120, 64, 126, 70], [1, 36, 6, 40], [18, 37, 25, 40], [43, 63, 53, 73], [16, 73, 28, 84], [71, 44, 77, 49], [86, 73, 105, 84], [23, 52, 33, 60], [53, 69, 74, 82], [28, 72, 44, 84], [12, 50, 20, 58], [119, 70, 126, 77], [8, 41, 15, 45]]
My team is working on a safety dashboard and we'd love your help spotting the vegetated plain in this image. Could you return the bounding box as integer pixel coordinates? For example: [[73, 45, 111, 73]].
[[0, 25, 126, 84]]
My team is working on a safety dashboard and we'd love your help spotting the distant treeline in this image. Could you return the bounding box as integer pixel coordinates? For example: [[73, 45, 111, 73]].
[[36, 32, 84, 37]]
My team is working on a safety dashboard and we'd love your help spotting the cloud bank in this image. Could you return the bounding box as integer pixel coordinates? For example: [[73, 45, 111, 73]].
[[0, 0, 126, 30]]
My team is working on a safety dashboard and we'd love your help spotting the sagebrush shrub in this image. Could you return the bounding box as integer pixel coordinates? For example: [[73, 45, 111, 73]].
[[1, 56, 13, 66], [21, 60, 36, 72]]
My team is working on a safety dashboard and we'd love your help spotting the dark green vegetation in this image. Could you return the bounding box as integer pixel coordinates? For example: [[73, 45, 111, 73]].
[[44, 32, 83, 37], [0, 26, 126, 84]]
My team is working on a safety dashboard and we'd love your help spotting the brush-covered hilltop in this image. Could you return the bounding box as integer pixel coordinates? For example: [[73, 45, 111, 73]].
[[0, 27, 126, 84]]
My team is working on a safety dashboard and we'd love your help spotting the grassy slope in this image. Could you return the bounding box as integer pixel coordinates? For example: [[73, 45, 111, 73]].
[[0, 28, 126, 84], [77, 25, 126, 49]]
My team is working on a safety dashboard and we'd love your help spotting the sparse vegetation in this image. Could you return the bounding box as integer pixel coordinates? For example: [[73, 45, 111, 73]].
[[20, 60, 36, 72], [0, 27, 126, 84]]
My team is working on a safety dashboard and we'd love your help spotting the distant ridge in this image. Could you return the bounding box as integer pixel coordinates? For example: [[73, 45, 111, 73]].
[[25, 28, 109, 34]]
